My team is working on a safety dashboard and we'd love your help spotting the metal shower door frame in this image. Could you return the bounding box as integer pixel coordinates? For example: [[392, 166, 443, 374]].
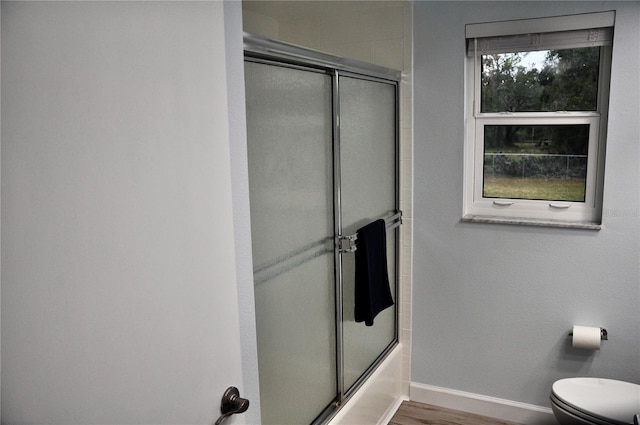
[[244, 33, 401, 425]]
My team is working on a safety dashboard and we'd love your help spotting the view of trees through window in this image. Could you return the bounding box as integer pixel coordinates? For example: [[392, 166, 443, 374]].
[[481, 47, 600, 202]]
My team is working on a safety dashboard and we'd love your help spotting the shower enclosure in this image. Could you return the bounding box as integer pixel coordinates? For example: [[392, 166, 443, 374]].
[[244, 35, 401, 425]]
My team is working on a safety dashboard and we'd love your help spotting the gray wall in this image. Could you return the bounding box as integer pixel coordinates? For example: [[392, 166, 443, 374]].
[[412, 1, 639, 408]]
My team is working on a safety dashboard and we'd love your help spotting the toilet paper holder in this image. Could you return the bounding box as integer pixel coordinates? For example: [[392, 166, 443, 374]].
[[569, 327, 608, 340]]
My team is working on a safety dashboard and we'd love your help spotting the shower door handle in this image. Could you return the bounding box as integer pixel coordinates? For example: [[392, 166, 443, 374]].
[[214, 386, 249, 425]]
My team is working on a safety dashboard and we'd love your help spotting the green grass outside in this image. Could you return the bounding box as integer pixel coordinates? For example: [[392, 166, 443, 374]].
[[483, 177, 586, 202]]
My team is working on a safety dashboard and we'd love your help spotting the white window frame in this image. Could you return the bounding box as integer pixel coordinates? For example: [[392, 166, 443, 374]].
[[463, 12, 614, 228]]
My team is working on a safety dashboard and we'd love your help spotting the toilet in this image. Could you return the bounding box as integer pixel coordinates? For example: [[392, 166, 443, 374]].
[[550, 378, 640, 425]]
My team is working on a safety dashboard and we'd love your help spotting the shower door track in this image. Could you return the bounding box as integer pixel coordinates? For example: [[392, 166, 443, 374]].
[[244, 32, 401, 81], [245, 33, 401, 425]]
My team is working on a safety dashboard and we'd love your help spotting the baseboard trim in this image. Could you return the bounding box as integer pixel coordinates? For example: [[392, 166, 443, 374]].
[[409, 382, 557, 425]]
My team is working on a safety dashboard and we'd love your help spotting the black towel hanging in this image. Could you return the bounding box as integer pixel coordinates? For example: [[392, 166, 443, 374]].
[[354, 219, 394, 326]]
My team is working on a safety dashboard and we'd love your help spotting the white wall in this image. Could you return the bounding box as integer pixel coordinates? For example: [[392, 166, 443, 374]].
[[225, 2, 262, 423], [412, 1, 639, 409], [1, 2, 258, 423]]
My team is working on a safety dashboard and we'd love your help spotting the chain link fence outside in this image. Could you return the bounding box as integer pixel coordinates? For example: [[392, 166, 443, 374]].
[[484, 153, 588, 180]]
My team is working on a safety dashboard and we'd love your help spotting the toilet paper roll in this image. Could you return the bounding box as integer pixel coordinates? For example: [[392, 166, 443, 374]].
[[572, 325, 601, 350]]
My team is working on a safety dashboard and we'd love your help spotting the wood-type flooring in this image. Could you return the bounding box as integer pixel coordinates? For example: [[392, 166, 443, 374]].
[[388, 401, 524, 425]]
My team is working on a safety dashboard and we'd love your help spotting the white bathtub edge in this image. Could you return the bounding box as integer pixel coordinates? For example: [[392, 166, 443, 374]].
[[329, 345, 405, 425], [377, 394, 409, 425]]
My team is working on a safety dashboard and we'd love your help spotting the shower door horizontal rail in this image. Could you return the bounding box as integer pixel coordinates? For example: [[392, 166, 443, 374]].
[[253, 207, 402, 284], [253, 237, 333, 285], [338, 210, 402, 253], [244, 32, 401, 83]]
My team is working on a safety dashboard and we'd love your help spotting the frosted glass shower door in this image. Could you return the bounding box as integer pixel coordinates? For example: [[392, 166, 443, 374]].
[[339, 75, 398, 392], [244, 62, 336, 425]]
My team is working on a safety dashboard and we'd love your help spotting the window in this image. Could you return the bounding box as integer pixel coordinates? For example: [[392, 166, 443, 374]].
[[463, 12, 614, 227]]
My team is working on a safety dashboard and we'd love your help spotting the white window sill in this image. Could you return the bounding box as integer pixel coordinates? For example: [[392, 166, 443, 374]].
[[461, 214, 601, 230]]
